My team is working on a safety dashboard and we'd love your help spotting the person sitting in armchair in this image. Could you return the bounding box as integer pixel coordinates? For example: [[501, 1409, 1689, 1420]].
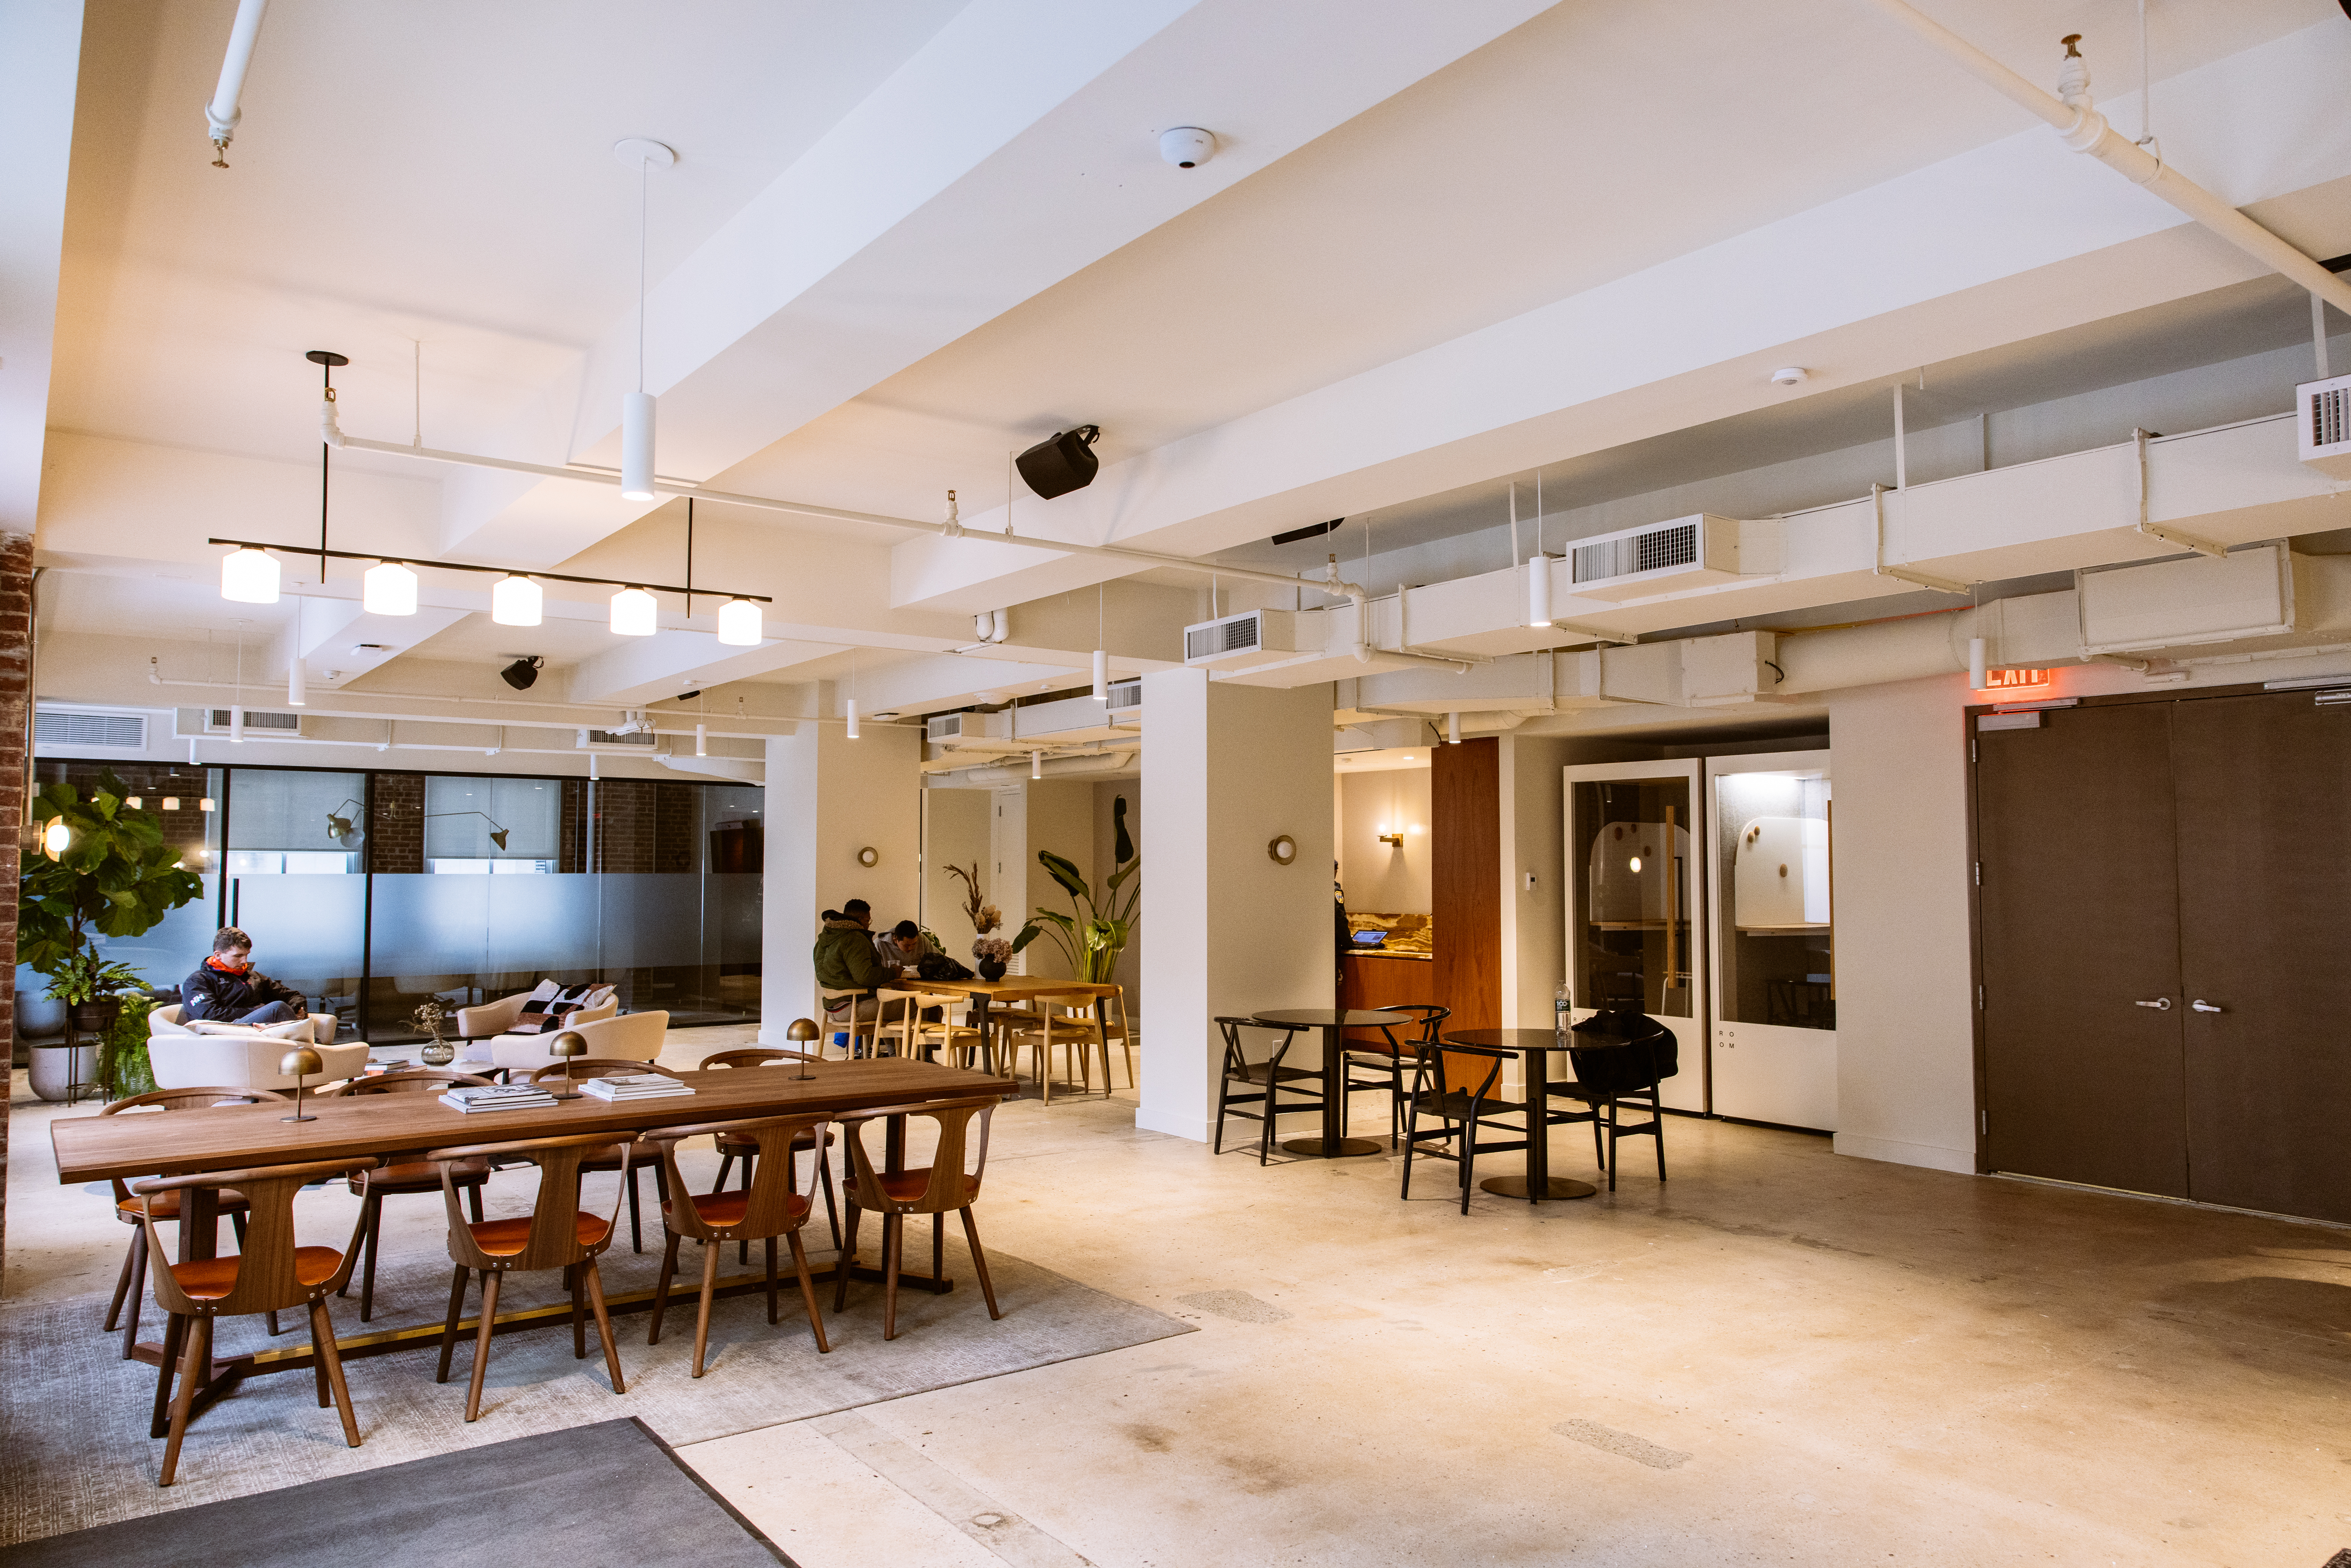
[[181, 926, 309, 1027]]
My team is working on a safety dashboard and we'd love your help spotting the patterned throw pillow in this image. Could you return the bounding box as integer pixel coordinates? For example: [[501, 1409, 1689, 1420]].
[[505, 982, 613, 1035]]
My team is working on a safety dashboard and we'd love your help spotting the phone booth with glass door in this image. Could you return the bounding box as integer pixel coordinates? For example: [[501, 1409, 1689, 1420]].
[[1705, 750, 1837, 1130]]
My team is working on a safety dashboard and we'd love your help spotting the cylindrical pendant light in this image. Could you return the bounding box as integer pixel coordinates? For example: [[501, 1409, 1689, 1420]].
[[716, 597, 761, 646], [1526, 554, 1552, 628], [286, 657, 306, 708], [1092, 648, 1109, 702], [1031, 750, 1043, 780], [221, 547, 279, 604], [610, 586, 658, 636], [1968, 636, 1987, 689], [199, 796, 215, 811], [620, 390, 656, 501], [493, 574, 543, 627], [363, 561, 418, 616], [1446, 711, 1460, 745], [229, 706, 245, 744], [695, 723, 707, 758], [845, 698, 860, 740]]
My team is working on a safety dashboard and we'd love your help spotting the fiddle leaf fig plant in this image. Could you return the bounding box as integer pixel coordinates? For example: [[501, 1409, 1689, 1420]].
[[1012, 796, 1140, 984], [18, 770, 205, 999]]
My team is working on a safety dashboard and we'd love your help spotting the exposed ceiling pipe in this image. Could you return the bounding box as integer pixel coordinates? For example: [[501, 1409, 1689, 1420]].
[[205, 0, 269, 168], [1855, 1, 2351, 320], [930, 750, 1138, 787]]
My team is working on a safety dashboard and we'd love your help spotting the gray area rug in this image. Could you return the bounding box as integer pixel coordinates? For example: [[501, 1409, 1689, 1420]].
[[0, 1418, 783, 1568], [0, 1232, 1192, 1547]]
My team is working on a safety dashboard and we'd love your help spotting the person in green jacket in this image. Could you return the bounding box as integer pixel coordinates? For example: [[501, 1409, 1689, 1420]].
[[814, 899, 892, 1025]]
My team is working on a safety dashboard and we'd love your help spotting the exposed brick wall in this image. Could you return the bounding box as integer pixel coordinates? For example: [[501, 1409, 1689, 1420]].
[[0, 531, 35, 1270], [367, 773, 423, 874], [591, 779, 657, 874], [654, 782, 698, 873], [559, 779, 587, 873]]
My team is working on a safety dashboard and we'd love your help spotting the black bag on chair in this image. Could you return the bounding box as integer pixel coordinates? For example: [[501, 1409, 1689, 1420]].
[[916, 950, 976, 983], [1569, 1010, 1678, 1095]]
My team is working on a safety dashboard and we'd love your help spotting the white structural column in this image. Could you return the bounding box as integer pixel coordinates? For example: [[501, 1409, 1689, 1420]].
[[1137, 671, 1335, 1142], [1825, 675, 1976, 1173], [759, 706, 921, 1042]]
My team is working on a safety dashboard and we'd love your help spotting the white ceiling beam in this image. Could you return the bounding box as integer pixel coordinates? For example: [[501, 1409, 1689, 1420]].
[[427, 0, 1562, 567], [889, 21, 2351, 612]]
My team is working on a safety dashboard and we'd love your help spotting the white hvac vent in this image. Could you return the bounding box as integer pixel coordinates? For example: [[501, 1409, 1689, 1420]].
[[1106, 677, 1142, 709], [1566, 513, 1744, 602], [1181, 609, 1299, 671], [2298, 374, 2351, 479], [926, 712, 966, 742], [203, 707, 302, 736], [579, 728, 657, 749], [34, 706, 147, 751]]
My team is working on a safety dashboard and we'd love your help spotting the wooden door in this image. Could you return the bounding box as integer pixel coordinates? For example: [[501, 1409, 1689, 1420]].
[[2171, 692, 2351, 1222], [1976, 703, 2187, 1195], [1433, 738, 1501, 1036]]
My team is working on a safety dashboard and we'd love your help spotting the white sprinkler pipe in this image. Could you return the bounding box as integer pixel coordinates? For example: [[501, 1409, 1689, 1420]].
[[1856, 1, 2351, 321], [206, 0, 269, 161]]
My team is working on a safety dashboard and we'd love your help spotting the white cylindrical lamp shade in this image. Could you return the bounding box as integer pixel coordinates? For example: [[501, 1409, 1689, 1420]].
[[1968, 636, 1988, 689], [220, 548, 280, 604], [1092, 648, 1109, 701], [621, 391, 656, 500], [493, 575, 543, 627], [1526, 554, 1553, 627], [844, 698, 859, 740], [1031, 750, 1043, 780], [716, 597, 762, 646], [229, 706, 245, 743], [1446, 711, 1461, 745], [363, 561, 418, 616], [286, 658, 306, 708], [610, 586, 659, 636], [694, 723, 707, 758]]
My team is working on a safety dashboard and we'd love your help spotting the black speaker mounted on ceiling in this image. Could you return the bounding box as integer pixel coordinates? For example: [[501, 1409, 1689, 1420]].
[[1015, 425, 1101, 500], [500, 655, 543, 691]]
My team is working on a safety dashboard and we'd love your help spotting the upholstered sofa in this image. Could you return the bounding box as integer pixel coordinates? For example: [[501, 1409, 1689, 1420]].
[[456, 1008, 668, 1074], [146, 1004, 369, 1091]]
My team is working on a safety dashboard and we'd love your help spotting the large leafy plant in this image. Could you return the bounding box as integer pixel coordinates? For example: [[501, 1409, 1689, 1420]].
[[1014, 797, 1139, 984], [18, 771, 206, 999]]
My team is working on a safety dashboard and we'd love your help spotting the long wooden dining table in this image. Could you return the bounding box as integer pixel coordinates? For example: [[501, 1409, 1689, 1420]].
[[51, 1056, 1009, 1417]]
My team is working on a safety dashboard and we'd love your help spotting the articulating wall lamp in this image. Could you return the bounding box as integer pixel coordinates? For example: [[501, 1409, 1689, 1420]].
[[425, 810, 511, 851]]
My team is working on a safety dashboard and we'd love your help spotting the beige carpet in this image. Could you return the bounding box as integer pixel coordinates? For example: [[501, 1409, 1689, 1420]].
[[0, 1230, 1193, 1548]]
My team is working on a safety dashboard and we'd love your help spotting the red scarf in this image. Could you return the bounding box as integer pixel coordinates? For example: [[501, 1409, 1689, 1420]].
[[205, 954, 250, 976]]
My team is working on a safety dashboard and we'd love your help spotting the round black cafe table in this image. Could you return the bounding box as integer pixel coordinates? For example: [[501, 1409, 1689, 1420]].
[[1439, 1027, 1630, 1202], [1251, 1008, 1409, 1157]]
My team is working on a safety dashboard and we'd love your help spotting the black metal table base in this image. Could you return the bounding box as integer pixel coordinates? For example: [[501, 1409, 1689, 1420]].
[[1281, 1136, 1384, 1158], [1479, 1175, 1598, 1200]]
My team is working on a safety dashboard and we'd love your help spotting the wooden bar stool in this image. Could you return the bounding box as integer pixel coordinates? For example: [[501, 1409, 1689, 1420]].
[[98, 1086, 285, 1359], [429, 1131, 631, 1421], [318, 1070, 495, 1320], [699, 1049, 842, 1259], [135, 1157, 374, 1486], [529, 1058, 682, 1253], [640, 1112, 836, 1374], [834, 1094, 1005, 1340]]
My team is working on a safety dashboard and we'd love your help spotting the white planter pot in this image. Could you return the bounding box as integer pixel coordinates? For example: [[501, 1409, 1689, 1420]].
[[28, 1042, 96, 1103]]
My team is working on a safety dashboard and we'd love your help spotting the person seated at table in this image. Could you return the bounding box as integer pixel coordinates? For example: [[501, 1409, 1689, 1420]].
[[873, 919, 926, 978], [815, 900, 894, 1022], [181, 926, 310, 1026]]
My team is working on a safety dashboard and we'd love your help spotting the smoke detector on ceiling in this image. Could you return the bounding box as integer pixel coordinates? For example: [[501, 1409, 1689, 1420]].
[[1770, 367, 1808, 387], [1159, 127, 1215, 168]]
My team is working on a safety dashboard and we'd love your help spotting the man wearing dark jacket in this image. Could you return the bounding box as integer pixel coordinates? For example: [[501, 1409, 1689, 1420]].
[[182, 926, 309, 1025], [813, 900, 893, 1022]]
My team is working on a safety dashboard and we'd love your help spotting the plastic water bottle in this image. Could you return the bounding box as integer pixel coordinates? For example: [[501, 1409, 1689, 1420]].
[[1554, 980, 1573, 1039]]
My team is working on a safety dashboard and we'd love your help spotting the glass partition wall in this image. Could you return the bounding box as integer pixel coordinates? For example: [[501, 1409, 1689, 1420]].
[[34, 760, 763, 1043], [1705, 751, 1836, 1131]]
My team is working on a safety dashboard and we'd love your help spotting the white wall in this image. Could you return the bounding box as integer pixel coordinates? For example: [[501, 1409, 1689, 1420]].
[[759, 712, 920, 1041], [1138, 671, 1334, 1142], [1336, 765, 1432, 913], [922, 787, 991, 948], [1825, 674, 1976, 1173], [1020, 778, 1098, 979]]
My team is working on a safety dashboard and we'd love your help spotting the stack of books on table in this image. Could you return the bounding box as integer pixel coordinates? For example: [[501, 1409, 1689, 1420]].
[[579, 1073, 693, 1102], [440, 1082, 558, 1113]]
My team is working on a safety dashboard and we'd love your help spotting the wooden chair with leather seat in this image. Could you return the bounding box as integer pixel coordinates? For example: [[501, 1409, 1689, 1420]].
[[318, 1070, 496, 1320], [527, 1057, 680, 1253], [699, 1048, 842, 1260], [99, 1086, 286, 1360], [639, 1112, 836, 1374], [833, 1094, 1005, 1340], [429, 1131, 632, 1422], [1342, 1003, 1449, 1149], [136, 1157, 374, 1486], [1212, 1016, 1320, 1163]]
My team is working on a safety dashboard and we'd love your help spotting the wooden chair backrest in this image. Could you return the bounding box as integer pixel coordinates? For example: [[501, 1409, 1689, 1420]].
[[638, 1114, 830, 1240], [100, 1087, 289, 1203], [135, 1158, 371, 1317], [320, 1069, 494, 1098], [698, 1048, 812, 1071], [422, 1132, 625, 1272], [527, 1058, 683, 1083], [838, 1095, 999, 1215]]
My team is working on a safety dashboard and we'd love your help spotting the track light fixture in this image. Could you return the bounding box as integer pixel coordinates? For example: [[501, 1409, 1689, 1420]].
[[493, 574, 542, 627], [499, 655, 543, 691], [1015, 425, 1101, 500]]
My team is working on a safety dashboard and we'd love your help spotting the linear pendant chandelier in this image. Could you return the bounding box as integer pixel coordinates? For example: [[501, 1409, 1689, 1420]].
[[215, 346, 768, 646]]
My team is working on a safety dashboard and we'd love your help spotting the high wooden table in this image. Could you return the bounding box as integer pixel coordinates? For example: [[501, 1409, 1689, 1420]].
[[919, 977, 1119, 1084], [52, 1057, 1007, 1418], [1251, 1008, 1408, 1158], [1441, 1028, 1609, 1201]]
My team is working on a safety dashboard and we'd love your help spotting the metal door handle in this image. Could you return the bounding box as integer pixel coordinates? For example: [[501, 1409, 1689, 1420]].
[[2191, 999, 2223, 1013], [2134, 997, 2171, 1010]]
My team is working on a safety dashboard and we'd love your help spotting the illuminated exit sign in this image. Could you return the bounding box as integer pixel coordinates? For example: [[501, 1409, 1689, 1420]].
[[1981, 668, 2051, 691]]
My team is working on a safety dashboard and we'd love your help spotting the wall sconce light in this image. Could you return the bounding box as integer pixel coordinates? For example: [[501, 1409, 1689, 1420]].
[[1266, 834, 1298, 866], [1377, 827, 1404, 848]]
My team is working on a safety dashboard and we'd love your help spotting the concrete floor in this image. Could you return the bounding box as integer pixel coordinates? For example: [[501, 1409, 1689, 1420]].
[[10, 1031, 2350, 1565]]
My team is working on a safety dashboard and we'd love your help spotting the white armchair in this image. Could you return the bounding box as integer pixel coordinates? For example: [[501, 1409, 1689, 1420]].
[[146, 1005, 368, 1091], [453, 986, 619, 1040], [461, 1009, 669, 1073]]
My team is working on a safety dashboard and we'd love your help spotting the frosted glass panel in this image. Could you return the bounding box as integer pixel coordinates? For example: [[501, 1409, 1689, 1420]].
[[226, 874, 366, 1030]]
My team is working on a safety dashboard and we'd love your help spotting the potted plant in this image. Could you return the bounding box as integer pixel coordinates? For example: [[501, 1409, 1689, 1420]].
[[413, 999, 456, 1066], [18, 771, 206, 1101], [948, 862, 1033, 982], [1013, 799, 1140, 985]]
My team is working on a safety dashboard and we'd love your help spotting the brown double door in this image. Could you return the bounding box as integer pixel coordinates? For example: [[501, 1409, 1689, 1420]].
[[1975, 690, 2351, 1223]]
